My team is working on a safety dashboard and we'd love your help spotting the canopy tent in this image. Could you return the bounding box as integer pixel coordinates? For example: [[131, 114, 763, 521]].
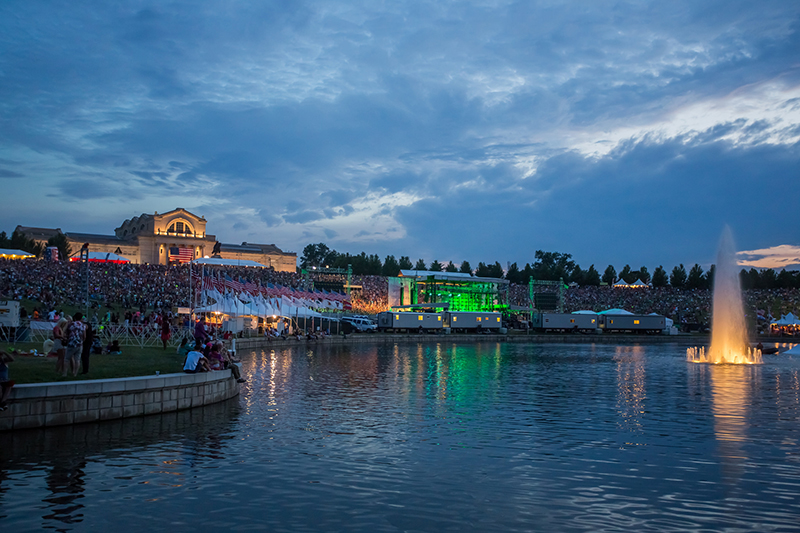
[[784, 344, 800, 355], [69, 251, 130, 263], [772, 312, 800, 326], [598, 308, 634, 315], [192, 257, 266, 268], [0, 248, 34, 259], [572, 310, 597, 315], [196, 288, 323, 319], [614, 278, 648, 288]]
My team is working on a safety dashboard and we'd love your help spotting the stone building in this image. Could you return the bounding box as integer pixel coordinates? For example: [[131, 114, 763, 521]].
[[15, 208, 296, 271]]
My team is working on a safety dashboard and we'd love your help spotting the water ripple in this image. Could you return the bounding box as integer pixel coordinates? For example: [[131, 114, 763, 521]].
[[3, 342, 800, 531]]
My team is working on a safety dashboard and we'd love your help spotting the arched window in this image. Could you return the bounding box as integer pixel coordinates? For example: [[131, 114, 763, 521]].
[[167, 221, 193, 235]]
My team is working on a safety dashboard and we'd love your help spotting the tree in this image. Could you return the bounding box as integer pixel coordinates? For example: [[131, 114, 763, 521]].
[[414, 258, 427, 270], [602, 265, 617, 285], [651, 266, 668, 287], [399, 256, 413, 270], [459, 261, 472, 274], [368, 254, 383, 274], [670, 264, 687, 288], [704, 264, 715, 289], [429, 259, 443, 272], [522, 263, 534, 285], [475, 262, 491, 277], [300, 243, 332, 269], [636, 266, 650, 284], [531, 250, 576, 281], [761, 268, 778, 289], [619, 264, 634, 284], [445, 261, 458, 272], [570, 264, 584, 285], [8, 229, 43, 257], [584, 265, 601, 286], [382, 255, 400, 277], [47, 233, 72, 262], [740, 268, 759, 290], [506, 262, 523, 284], [489, 261, 504, 278], [777, 269, 799, 289], [687, 264, 705, 289]]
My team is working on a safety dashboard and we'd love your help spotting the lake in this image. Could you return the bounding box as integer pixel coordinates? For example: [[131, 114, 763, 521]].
[[2, 341, 800, 532]]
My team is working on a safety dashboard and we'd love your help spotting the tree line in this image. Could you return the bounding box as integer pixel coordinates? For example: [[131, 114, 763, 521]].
[[301, 243, 800, 289], [0, 229, 72, 261]]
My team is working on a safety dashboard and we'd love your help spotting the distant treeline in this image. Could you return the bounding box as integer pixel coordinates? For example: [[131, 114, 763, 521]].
[[0, 229, 71, 261], [301, 243, 800, 289]]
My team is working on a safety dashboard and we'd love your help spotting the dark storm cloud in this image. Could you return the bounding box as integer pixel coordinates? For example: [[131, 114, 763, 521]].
[[1, 0, 799, 267], [394, 125, 800, 267]]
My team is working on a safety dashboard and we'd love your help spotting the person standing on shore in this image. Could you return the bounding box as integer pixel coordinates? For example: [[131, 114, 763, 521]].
[[194, 316, 207, 345], [160, 313, 171, 349], [64, 312, 85, 377], [53, 317, 69, 375], [81, 323, 94, 375]]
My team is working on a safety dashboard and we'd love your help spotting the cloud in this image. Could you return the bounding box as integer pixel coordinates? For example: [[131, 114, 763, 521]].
[[1, 0, 799, 270], [738, 245, 800, 269]]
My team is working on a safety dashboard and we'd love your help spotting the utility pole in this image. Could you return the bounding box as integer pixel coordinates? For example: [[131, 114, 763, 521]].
[[79, 243, 90, 318]]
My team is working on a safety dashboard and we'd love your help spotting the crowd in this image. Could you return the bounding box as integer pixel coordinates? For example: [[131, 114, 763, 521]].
[[2, 258, 798, 326], [0, 258, 390, 317]]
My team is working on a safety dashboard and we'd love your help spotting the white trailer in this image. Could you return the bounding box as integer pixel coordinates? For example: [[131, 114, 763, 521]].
[[599, 314, 666, 333], [377, 312, 443, 331], [532, 312, 598, 332], [443, 311, 502, 331]]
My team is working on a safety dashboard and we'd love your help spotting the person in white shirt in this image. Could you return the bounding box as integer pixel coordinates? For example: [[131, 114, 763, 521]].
[[183, 342, 209, 373]]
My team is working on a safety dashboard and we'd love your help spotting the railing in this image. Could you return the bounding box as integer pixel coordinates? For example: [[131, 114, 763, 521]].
[[4, 320, 193, 348]]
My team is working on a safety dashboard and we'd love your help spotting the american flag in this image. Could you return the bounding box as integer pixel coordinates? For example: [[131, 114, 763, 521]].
[[169, 247, 194, 263]]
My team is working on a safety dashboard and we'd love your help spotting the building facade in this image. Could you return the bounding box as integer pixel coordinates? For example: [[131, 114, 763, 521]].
[[16, 208, 296, 271]]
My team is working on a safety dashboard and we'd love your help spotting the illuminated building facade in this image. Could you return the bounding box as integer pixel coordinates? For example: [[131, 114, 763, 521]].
[[388, 270, 508, 312], [15, 207, 296, 270]]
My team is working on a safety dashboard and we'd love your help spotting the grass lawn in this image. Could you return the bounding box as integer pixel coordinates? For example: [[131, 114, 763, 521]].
[[0, 341, 186, 384]]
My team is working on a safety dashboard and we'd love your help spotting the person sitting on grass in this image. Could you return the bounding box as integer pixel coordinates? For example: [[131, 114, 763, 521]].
[[0, 350, 15, 411], [176, 337, 192, 358], [105, 340, 122, 354], [183, 342, 210, 373]]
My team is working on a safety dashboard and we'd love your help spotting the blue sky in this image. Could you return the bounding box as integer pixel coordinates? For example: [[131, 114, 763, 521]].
[[1, 1, 799, 270]]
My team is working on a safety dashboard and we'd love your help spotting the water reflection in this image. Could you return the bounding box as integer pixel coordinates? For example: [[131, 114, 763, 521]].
[[0, 399, 240, 531], [614, 346, 646, 437], [3, 343, 800, 532]]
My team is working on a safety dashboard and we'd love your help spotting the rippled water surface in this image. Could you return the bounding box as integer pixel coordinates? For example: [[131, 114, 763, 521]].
[[3, 342, 800, 532]]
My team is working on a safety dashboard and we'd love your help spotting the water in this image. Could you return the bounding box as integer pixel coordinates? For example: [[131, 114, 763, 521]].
[[688, 226, 762, 364], [3, 341, 800, 532]]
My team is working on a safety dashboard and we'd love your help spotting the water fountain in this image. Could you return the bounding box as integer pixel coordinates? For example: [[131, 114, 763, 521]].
[[687, 226, 762, 364]]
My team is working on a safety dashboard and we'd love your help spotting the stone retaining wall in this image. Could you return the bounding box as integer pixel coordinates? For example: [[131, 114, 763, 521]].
[[0, 371, 239, 431]]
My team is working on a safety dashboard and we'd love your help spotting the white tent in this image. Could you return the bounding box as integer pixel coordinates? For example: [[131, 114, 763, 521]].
[[629, 279, 649, 288], [784, 344, 800, 355], [773, 312, 800, 326], [613, 279, 629, 287], [572, 310, 597, 315], [0, 248, 34, 259], [599, 308, 634, 315]]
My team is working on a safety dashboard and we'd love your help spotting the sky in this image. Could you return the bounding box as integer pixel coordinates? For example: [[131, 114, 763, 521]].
[[1, 0, 799, 271]]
